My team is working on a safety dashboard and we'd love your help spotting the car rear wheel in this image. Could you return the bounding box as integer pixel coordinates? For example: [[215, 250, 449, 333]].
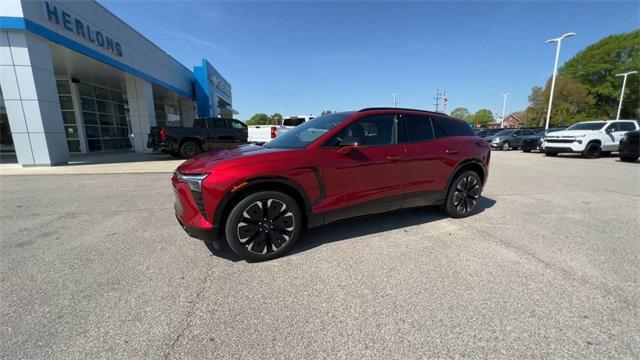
[[582, 142, 601, 159], [225, 191, 302, 261], [620, 155, 639, 162], [501, 142, 510, 151], [523, 149, 531, 153], [180, 141, 201, 158], [442, 170, 482, 218]]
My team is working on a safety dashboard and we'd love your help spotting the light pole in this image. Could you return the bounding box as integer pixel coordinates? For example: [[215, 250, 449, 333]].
[[544, 32, 576, 130], [500, 93, 510, 127], [615, 71, 638, 120], [392, 93, 398, 108]]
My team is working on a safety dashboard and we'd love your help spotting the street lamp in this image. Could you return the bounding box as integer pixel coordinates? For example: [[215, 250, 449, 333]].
[[544, 32, 576, 130], [615, 71, 638, 120], [500, 93, 510, 127], [392, 93, 398, 108]]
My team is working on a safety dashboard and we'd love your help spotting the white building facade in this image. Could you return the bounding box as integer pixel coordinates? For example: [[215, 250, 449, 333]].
[[0, 0, 233, 166]]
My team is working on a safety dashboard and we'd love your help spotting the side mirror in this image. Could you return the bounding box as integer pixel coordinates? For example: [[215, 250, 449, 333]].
[[606, 127, 615, 133], [336, 137, 362, 155]]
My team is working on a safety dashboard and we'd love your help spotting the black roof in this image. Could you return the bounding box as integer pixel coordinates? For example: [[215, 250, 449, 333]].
[[358, 107, 447, 116]]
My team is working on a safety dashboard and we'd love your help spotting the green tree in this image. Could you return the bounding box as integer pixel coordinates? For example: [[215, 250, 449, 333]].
[[524, 86, 545, 127], [524, 77, 595, 127], [246, 113, 270, 125], [270, 113, 283, 125], [559, 30, 640, 119], [450, 107, 471, 120], [471, 109, 494, 127], [320, 110, 334, 115]]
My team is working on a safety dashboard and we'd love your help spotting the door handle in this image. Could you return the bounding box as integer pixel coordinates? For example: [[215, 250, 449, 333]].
[[386, 155, 402, 161], [445, 149, 459, 155]]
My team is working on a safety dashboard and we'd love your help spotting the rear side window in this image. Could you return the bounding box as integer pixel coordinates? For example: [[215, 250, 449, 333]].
[[283, 117, 305, 126], [618, 122, 637, 132], [432, 117, 474, 137], [398, 114, 434, 143], [208, 118, 227, 129]]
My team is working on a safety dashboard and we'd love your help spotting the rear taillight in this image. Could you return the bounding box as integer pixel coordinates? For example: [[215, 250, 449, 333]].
[[270, 126, 277, 139], [160, 128, 167, 141]]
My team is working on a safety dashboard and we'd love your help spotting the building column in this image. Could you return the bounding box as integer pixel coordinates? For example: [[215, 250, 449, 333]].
[[124, 74, 156, 152], [180, 98, 196, 127], [0, 31, 69, 166]]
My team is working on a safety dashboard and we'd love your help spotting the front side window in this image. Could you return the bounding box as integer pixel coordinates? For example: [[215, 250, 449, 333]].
[[399, 114, 434, 143], [327, 114, 396, 147], [230, 119, 247, 129]]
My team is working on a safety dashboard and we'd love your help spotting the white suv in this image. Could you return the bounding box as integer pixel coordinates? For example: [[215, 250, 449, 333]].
[[543, 120, 639, 158]]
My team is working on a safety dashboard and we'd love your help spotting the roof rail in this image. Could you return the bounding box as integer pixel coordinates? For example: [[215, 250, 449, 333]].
[[358, 107, 447, 116]]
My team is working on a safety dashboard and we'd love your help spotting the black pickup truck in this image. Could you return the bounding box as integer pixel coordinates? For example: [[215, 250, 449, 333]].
[[147, 117, 248, 158]]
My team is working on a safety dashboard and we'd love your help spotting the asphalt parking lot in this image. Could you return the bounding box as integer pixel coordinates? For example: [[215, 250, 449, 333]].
[[1, 151, 639, 359]]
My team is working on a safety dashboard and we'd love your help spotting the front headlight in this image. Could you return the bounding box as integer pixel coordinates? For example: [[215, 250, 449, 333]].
[[492, 137, 500, 142], [174, 171, 208, 192]]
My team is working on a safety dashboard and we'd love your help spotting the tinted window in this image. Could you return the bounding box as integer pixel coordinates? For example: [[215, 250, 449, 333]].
[[398, 114, 434, 143], [267, 112, 352, 149], [208, 118, 227, 129], [327, 115, 396, 147], [283, 117, 305, 126], [230, 120, 247, 129], [618, 122, 637, 132], [522, 130, 535, 136], [567, 122, 606, 131], [432, 117, 474, 137]]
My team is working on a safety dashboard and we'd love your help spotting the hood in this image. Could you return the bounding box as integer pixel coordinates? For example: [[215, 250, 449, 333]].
[[484, 136, 499, 141], [176, 144, 288, 174], [545, 129, 596, 138]]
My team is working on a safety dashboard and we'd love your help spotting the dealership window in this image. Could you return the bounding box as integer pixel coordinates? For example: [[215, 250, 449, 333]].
[[79, 83, 131, 152], [56, 80, 81, 152], [154, 102, 182, 128]]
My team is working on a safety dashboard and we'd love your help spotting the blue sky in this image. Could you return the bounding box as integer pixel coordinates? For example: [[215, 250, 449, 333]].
[[101, 0, 639, 120]]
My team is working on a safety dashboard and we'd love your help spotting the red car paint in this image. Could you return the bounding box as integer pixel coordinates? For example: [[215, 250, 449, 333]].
[[173, 108, 490, 242]]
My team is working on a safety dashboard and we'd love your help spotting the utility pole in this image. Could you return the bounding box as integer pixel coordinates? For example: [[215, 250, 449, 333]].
[[615, 71, 638, 120], [544, 32, 576, 130], [433, 89, 442, 112], [391, 93, 398, 108]]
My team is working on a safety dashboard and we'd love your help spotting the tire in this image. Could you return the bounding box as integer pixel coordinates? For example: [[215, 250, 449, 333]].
[[501, 142, 510, 151], [523, 149, 532, 153], [582, 142, 601, 159], [601, 151, 611, 156], [442, 170, 482, 218], [545, 151, 558, 157], [225, 191, 302, 261], [180, 141, 201, 158], [169, 152, 182, 158], [620, 155, 639, 162]]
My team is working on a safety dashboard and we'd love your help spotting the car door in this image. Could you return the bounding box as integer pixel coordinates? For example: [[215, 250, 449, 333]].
[[608, 121, 638, 150], [207, 118, 233, 147], [319, 113, 406, 221], [398, 113, 453, 207], [228, 119, 248, 143], [515, 130, 533, 147]]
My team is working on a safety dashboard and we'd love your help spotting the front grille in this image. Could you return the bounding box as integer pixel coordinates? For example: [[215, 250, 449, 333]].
[[546, 139, 574, 143], [191, 191, 208, 219]]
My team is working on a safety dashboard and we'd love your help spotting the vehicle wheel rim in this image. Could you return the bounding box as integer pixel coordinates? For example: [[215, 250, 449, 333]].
[[502, 143, 509, 150], [453, 176, 480, 214], [184, 144, 197, 157], [236, 199, 295, 255]]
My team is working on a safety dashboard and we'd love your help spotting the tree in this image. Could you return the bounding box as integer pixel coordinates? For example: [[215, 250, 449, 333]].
[[559, 30, 640, 119], [246, 113, 270, 125], [270, 113, 283, 125], [471, 109, 494, 127], [320, 110, 335, 115], [524, 77, 595, 127], [450, 107, 471, 120]]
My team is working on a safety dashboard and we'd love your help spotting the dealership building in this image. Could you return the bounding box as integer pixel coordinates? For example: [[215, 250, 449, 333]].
[[0, 0, 234, 166]]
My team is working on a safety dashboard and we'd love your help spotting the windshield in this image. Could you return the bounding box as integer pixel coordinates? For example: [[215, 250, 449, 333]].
[[566, 122, 606, 131], [494, 130, 515, 137], [265, 113, 352, 149]]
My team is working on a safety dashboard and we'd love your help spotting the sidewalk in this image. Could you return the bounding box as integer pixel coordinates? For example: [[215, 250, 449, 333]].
[[0, 151, 183, 175]]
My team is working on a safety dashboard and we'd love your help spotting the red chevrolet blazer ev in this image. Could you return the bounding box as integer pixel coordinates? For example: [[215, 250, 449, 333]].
[[172, 108, 491, 261]]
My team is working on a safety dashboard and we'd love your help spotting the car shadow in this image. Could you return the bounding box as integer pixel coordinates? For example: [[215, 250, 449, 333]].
[[205, 196, 497, 262]]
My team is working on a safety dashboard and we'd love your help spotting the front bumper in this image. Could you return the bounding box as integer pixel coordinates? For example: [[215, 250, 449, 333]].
[[176, 215, 219, 242], [543, 141, 585, 152], [172, 176, 220, 243]]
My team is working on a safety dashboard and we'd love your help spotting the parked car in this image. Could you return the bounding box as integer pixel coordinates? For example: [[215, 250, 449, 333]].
[[172, 107, 491, 261], [520, 127, 566, 152], [247, 115, 313, 144], [543, 120, 639, 158], [474, 128, 503, 138], [147, 117, 248, 158], [618, 130, 640, 162], [484, 129, 536, 150]]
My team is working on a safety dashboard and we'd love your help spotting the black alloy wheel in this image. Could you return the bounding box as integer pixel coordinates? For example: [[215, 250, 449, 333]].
[[443, 170, 482, 218], [582, 142, 601, 159], [225, 191, 301, 261], [180, 141, 201, 158]]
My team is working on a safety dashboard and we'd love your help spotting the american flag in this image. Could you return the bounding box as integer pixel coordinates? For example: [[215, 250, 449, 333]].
[[442, 91, 448, 112]]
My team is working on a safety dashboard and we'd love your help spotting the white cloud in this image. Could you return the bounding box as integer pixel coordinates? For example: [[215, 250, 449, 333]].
[[162, 30, 229, 53]]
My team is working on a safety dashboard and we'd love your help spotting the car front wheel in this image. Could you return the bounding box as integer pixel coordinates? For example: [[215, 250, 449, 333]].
[[443, 170, 482, 218], [225, 191, 302, 261], [501, 142, 510, 151], [582, 142, 601, 159]]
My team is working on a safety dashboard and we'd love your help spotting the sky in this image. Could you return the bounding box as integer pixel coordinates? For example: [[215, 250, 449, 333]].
[[100, 0, 639, 120]]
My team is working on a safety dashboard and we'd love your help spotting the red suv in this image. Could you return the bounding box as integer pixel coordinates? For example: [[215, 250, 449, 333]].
[[173, 108, 490, 261]]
